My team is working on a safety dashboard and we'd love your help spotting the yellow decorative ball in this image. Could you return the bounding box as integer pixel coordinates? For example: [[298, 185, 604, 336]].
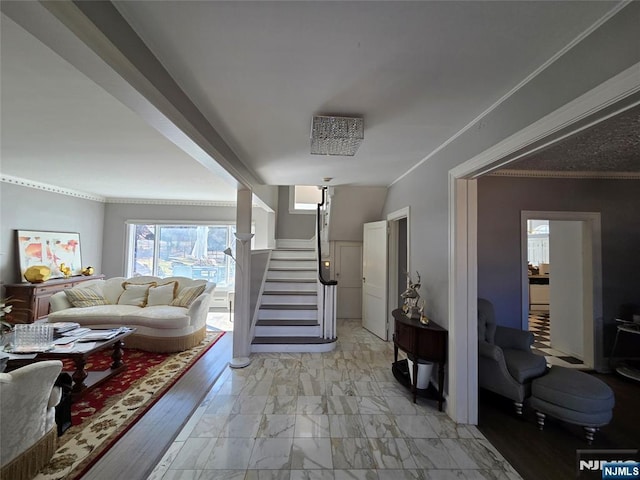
[[82, 266, 95, 276], [24, 265, 52, 283]]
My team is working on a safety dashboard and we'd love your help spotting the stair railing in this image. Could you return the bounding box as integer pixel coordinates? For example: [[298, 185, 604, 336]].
[[316, 187, 337, 340]]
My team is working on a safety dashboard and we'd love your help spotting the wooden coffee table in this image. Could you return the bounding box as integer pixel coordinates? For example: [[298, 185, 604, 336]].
[[7, 328, 135, 400]]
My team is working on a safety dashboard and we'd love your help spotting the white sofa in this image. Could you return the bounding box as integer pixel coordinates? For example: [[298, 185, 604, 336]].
[[48, 276, 215, 353], [0, 360, 62, 480]]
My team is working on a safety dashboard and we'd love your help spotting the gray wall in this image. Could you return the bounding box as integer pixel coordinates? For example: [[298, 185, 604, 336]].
[[276, 185, 387, 242], [252, 206, 276, 250], [0, 182, 105, 286], [329, 186, 387, 242], [382, 4, 640, 328], [276, 186, 315, 240], [1, 184, 275, 287], [102, 202, 237, 279], [253, 185, 279, 213], [477, 176, 640, 353]]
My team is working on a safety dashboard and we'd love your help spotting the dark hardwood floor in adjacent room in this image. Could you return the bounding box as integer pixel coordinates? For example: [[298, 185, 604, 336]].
[[478, 372, 640, 480]]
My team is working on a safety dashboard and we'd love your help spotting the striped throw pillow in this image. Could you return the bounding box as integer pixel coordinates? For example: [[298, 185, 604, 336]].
[[170, 284, 206, 307], [65, 287, 107, 308]]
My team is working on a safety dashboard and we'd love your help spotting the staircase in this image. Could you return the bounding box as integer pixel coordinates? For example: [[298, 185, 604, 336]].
[[251, 241, 337, 353]]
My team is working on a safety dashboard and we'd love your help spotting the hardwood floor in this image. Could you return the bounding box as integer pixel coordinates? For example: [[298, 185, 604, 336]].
[[478, 372, 640, 480], [80, 333, 232, 480]]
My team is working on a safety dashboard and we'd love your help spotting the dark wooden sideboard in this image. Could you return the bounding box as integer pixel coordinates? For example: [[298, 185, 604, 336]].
[[392, 308, 448, 411], [4, 275, 104, 323]]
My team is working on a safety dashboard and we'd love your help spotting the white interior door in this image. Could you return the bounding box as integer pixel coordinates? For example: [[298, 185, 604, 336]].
[[549, 220, 589, 362], [335, 242, 363, 319], [363, 221, 388, 339]]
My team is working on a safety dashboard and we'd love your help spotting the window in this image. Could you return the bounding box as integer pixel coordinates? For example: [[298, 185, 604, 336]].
[[527, 220, 549, 266], [289, 185, 322, 213], [126, 223, 243, 288]]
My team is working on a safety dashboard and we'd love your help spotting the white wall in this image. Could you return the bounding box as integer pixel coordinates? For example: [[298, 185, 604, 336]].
[[0, 182, 105, 286], [250, 250, 270, 325], [252, 206, 276, 250]]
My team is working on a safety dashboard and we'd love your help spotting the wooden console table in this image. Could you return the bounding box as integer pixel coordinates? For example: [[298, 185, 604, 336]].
[[392, 308, 448, 411], [4, 275, 105, 323]]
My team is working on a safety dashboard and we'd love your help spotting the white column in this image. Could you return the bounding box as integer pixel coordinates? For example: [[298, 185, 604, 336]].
[[229, 188, 253, 368]]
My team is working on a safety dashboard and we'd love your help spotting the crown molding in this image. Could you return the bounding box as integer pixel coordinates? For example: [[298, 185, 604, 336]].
[[393, 1, 632, 187], [1, 174, 106, 202], [1, 174, 243, 206], [489, 170, 640, 180], [106, 197, 237, 207]]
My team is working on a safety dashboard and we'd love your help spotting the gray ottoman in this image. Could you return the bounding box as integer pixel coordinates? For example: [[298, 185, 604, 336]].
[[530, 367, 614, 444]]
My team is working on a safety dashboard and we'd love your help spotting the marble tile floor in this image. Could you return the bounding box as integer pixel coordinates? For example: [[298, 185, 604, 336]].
[[148, 319, 522, 480]]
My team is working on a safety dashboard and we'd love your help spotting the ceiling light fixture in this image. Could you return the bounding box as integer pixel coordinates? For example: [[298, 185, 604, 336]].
[[311, 115, 363, 156]]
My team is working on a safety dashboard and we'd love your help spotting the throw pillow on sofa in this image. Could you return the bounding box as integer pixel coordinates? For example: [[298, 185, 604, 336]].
[[65, 287, 107, 308], [170, 284, 206, 307], [118, 282, 156, 307], [147, 282, 178, 306]]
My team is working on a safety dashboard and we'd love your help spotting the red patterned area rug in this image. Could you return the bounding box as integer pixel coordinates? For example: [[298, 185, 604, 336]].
[[34, 331, 224, 480]]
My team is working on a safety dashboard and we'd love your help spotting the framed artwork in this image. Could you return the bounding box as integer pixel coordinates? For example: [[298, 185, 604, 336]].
[[16, 230, 83, 281]]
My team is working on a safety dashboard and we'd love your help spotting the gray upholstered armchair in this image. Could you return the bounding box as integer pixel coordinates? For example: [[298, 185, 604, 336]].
[[478, 298, 547, 415]]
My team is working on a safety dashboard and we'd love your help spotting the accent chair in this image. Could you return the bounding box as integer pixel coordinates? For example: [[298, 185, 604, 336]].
[[478, 298, 547, 415], [1, 360, 62, 480]]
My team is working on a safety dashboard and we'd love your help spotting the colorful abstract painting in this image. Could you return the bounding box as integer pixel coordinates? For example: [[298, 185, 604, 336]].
[[16, 230, 82, 281]]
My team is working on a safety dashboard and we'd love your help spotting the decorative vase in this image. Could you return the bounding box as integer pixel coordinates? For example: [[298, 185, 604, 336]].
[[24, 265, 52, 283]]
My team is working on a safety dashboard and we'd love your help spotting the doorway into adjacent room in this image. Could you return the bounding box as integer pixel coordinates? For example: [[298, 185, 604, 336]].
[[522, 211, 603, 371], [387, 206, 410, 324]]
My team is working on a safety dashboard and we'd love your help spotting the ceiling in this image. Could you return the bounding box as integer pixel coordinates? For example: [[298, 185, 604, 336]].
[[501, 104, 640, 173], [0, 13, 237, 202], [0, 1, 634, 203]]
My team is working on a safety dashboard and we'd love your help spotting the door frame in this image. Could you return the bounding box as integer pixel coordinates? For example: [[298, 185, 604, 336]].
[[448, 64, 639, 424], [387, 207, 411, 334], [521, 210, 603, 370]]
